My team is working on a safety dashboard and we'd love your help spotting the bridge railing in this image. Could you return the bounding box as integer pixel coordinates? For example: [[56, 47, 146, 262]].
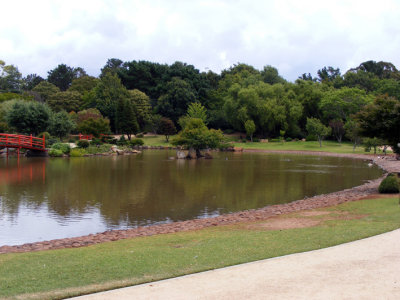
[[0, 133, 46, 150]]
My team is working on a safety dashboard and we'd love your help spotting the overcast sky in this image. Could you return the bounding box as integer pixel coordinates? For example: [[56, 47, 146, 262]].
[[1, 0, 400, 81]]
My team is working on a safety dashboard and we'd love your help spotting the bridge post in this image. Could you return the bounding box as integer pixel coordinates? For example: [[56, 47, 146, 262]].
[[42, 134, 45, 149], [30, 134, 33, 147]]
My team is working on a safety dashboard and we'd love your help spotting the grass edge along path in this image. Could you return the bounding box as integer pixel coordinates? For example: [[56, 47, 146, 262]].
[[1, 196, 399, 300]]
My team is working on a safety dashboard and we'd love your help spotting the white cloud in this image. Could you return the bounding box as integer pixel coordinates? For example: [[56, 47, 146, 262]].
[[1, 0, 400, 81]]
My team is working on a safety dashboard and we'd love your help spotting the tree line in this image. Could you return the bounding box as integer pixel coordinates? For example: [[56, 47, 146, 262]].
[[0, 58, 399, 154]]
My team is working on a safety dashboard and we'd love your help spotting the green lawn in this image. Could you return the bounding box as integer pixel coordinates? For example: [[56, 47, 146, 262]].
[[142, 134, 384, 155], [1, 197, 399, 300], [233, 140, 384, 154], [142, 135, 175, 146]]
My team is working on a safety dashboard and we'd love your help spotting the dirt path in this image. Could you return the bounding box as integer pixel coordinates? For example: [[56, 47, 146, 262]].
[[72, 228, 400, 300], [0, 151, 399, 254]]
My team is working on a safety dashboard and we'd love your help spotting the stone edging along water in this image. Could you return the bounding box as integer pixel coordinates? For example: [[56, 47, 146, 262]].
[[0, 150, 399, 254]]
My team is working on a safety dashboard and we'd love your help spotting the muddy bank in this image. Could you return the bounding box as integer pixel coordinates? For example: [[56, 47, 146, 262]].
[[0, 151, 399, 254]]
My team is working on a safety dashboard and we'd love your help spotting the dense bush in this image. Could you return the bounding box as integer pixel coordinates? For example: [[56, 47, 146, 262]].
[[270, 138, 280, 142], [38, 132, 51, 147], [129, 138, 144, 146], [305, 135, 317, 141], [90, 138, 102, 145], [135, 133, 144, 138], [85, 144, 113, 154], [48, 148, 63, 157], [286, 137, 293, 142], [378, 174, 400, 193], [70, 148, 86, 157], [77, 140, 90, 148], [252, 137, 260, 142], [117, 135, 128, 145], [51, 143, 71, 154]]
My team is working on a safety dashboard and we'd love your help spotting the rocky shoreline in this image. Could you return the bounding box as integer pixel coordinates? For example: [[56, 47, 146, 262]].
[[0, 150, 399, 254]]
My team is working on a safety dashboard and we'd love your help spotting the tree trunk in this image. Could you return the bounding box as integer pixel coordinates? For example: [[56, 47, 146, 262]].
[[318, 137, 322, 147]]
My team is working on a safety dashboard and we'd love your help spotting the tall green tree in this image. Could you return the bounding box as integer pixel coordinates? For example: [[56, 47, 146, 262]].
[[156, 77, 196, 123], [84, 72, 130, 132], [355, 95, 400, 155], [68, 76, 99, 95], [115, 99, 139, 140], [306, 118, 331, 147], [32, 81, 60, 102], [47, 64, 86, 91], [6, 100, 51, 135], [244, 119, 256, 142], [128, 89, 152, 131], [0, 60, 22, 92], [172, 118, 224, 157], [48, 110, 76, 139], [47, 91, 82, 112], [158, 117, 176, 142]]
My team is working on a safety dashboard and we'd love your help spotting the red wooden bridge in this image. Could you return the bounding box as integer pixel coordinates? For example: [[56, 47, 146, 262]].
[[0, 133, 46, 155]]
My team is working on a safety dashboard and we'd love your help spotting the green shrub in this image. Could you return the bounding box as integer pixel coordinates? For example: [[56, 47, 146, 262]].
[[223, 129, 235, 134], [286, 137, 293, 142], [378, 174, 400, 193], [129, 138, 144, 146], [117, 135, 128, 146], [305, 134, 317, 141], [70, 148, 86, 157], [51, 143, 71, 154], [47, 137, 60, 146], [86, 144, 112, 154], [48, 148, 63, 157], [135, 133, 144, 138], [270, 138, 280, 142], [77, 140, 90, 148], [38, 132, 51, 147], [90, 138, 102, 145]]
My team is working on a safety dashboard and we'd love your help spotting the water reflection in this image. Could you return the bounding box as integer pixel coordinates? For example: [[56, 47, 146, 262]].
[[0, 151, 382, 245]]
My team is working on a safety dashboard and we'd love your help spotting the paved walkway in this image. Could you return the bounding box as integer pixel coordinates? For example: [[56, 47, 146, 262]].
[[73, 229, 400, 300]]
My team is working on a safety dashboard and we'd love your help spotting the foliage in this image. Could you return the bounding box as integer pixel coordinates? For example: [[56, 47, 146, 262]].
[[172, 118, 224, 154], [48, 111, 76, 139], [244, 119, 256, 142], [378, 174, 400, 194], [51, 142, 71, 154], [117, 135, 128, 145], [319, 87, 373, 122], [48, 148, 64, 157], [32, 81, 60, 102], [22, 73, 44, 90], [38, 131, 51, 147], [6, 100, 51, 135], [85, 144, 113, 154], [329, 119, 345, 143], [68, 76, 99, 95], [355, 95, 400, 154], [84, 72, 129, 131], [70, 148, 87, 157], [129, 138, 144, 146], [0, 60, 22, 92], [77, 139, 90, 148], [128, 89, 152, 131], [115, 98, 139, 140], [156, 78, 197, 123], [363, 137, 382, 154], [158, 117, 176, 142], [344, 119, 362, 151], [306, 118, 331, 147], [47, 64, 85, 91], [77, 117, 111, 138], [47, 91, 83, 112]]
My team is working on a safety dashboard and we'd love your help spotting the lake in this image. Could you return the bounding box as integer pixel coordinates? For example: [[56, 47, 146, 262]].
[[0, 150, 382, 245]]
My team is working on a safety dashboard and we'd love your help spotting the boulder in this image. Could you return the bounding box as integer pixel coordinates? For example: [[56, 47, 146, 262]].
[[187, 148, 197, 159], [204, 152, 213, 159], [233, 147, 243, 152], [116, 149, 124, 155], [176, 150, 187, 159]]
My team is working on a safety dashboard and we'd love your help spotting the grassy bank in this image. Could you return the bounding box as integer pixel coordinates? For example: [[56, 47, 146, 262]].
[[141, 134, 383, 155], [1, 197, 399, 299], [233, 140, 378, 154]]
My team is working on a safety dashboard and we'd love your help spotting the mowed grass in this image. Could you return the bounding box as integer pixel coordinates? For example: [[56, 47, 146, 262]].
[[142, 134, 383, 155], [1, 197, 399, 299], [233, 140, 385, 154]]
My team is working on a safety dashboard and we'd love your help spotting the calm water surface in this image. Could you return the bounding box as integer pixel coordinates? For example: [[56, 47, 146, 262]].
[[0, 150, 382, 245]]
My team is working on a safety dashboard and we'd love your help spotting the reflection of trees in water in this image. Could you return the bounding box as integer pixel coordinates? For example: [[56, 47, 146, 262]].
[[0, 153, 382, 227]]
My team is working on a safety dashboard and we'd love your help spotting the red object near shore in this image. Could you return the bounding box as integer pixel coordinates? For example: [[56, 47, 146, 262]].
[[0, 133, 46, 152]]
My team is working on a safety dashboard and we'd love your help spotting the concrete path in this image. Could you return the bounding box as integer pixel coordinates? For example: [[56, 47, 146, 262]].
[[73, 229, 400, 300]]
